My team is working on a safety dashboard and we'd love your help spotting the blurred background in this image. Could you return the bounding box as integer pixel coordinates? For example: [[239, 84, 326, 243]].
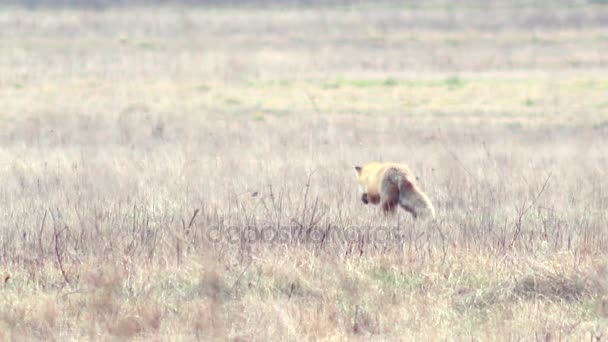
[[3, 0, 607, 123]]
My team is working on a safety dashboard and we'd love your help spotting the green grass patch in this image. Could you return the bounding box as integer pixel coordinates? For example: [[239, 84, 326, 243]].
[[137, 41, 156, 49], [585, 80, 608, 89], [383, 78, 399, 86], [195, 84, 211, 92], [224, 97, 241, 105], [253, 111, 266, 121], [154, 276, 202, 302], [323, 78, 400, 88], [370, 267, 423, 291], [523, 98, 536, 107], [445, 76, 465, 90]]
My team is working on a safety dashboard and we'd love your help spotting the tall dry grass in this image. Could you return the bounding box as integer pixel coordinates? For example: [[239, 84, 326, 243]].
[[1, 2, 608, 339]]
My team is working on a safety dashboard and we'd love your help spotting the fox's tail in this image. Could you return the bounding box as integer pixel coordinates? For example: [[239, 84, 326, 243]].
[[398, 177, 435, 220]]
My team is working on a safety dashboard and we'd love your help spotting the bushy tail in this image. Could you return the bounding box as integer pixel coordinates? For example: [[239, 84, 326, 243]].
[[398, 180, 435, 220]]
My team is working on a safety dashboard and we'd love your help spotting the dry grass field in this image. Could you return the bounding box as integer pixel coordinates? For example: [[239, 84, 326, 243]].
[[2, 1, 608, 340]]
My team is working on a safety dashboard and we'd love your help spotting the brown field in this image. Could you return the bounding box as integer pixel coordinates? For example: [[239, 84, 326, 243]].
[[2, 1, 608, 340]]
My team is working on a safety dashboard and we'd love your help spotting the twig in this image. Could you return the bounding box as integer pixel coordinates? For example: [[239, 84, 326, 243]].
[[297, 170, 317, 241], [54, 225, 70, 285], [508, 171, 552, 250], [523, 171, 552, 216], [230, 259, 252, 296], [38, 210, 47, 259], [59, 290, 89, 298], [177, 209, 201, 265], [434, 220, 447, 266], [186, 209, 200, 230], [49, 208, 70, 286]]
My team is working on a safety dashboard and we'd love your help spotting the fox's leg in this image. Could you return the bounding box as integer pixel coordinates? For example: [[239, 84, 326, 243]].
[[380, 175, 399, 215], [382, 201, 397, 215]]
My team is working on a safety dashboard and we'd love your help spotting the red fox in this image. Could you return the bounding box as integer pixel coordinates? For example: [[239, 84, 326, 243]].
[[354, 163, 435, 219]]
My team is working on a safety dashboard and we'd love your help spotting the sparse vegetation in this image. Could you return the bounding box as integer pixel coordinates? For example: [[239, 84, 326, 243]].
[[2, 1, 608, 340]]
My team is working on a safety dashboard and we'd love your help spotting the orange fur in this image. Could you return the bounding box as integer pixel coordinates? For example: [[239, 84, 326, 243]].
[[354, 163, 435, 219]]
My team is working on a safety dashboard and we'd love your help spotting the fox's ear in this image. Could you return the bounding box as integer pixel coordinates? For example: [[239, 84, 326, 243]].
[[354, 166, 362, 175]]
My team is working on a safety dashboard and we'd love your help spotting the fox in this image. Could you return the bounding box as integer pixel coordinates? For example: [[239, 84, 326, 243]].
[[354, 163, 435, 219]]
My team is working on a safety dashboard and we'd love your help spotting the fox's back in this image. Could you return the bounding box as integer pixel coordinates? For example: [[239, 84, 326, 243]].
[[365, 163, 415, 184]]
